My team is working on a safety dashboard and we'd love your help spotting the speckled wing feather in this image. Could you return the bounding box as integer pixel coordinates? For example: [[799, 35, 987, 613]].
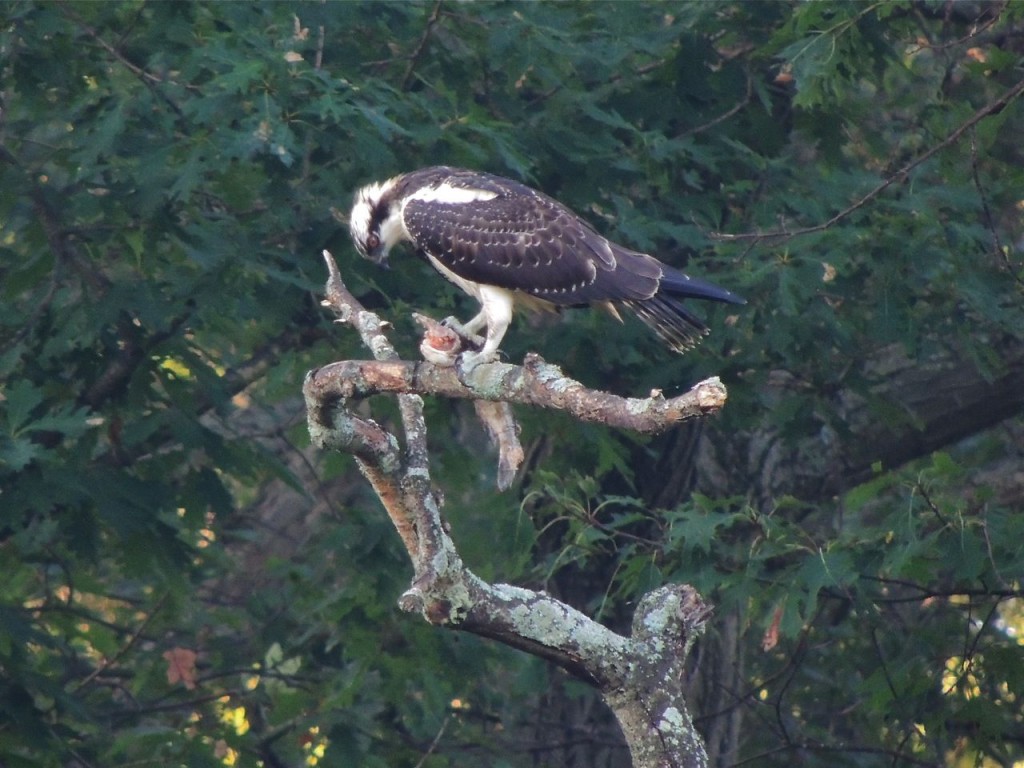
[[400, 170, 661, 305]]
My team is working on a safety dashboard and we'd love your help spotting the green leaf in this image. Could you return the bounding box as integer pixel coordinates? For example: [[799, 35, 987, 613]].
[[0, 436, 41, 471], [3, 381, 43, 434]]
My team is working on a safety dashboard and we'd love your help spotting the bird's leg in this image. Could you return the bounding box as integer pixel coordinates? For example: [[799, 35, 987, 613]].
[[460, 310, 487, 336], [458, 288, 513, 372]]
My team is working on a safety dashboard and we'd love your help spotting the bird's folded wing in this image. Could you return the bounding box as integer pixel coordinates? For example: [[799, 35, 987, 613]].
[[401, 175, 626, 304]]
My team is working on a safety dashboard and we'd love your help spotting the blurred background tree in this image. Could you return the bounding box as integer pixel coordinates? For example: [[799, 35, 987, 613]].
[[1, 2, 1022, 766]]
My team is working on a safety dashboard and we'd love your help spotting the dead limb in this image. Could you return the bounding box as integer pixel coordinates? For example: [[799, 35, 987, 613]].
[[304, 250, 718, 767]]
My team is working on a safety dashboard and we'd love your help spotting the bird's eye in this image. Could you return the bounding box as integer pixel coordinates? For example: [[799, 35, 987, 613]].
[[366, 233, 381, 251]]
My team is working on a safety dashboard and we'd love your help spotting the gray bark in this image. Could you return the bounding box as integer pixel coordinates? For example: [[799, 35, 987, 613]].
[[304, 251, 722, 768]]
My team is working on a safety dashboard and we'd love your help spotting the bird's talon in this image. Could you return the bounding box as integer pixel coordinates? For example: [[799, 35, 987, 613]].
[[457, 352, 480, 374], [455, 355, 473, 386], [455, 351, 495, 384]]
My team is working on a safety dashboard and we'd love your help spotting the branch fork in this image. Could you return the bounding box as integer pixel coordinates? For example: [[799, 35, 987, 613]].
[[304, 250, 724, 767]]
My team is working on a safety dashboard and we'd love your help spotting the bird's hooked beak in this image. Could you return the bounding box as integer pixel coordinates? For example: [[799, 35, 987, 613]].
[[364, 241, 390, 269], [355, 230, 390, 268]]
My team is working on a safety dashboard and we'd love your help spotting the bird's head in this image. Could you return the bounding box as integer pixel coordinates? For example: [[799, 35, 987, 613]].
[[349, 177, 401, 267]]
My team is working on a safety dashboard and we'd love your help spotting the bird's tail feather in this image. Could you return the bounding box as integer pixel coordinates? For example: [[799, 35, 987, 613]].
[[624, 295, 709, 354], [659, 266, 745, 305]]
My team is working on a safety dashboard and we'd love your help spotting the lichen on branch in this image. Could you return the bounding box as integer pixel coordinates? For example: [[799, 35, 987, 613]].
[[304, 250, 719, 768]]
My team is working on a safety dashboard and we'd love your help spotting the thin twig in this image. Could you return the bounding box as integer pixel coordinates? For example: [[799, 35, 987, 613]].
[[969, 127, 1023, 289], [713, 76, 1024, 243], [74, 594, 168, 692], [968, 127, 1004, 254], [301, 21, 327, 185], [677, 73, 753, 140], [314, 23, 325, 71], [731, 741, 936, 768], [401, 0, 444, 91], [413, 715, 451, 768], [904, 1, 1007, 55], [942, 599, 1001, 696], [59, 1, 161, 84], [57, 1, 186, 121]]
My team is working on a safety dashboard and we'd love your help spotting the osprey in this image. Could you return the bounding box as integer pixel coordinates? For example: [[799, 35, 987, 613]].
[[349, 166, 744, 367]]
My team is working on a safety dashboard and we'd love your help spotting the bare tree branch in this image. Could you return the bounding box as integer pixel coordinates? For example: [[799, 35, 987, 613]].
[[676, 72, 754, 140], [401, 0, 445, 91], [307, 357, 727, 436], [58, 1, 186, 122], [713, 75, 1024, 243], [303, 251, 723, 768]]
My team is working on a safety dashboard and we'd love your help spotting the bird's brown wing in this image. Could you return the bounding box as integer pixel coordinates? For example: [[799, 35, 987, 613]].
[[401, 170, 661, 305]]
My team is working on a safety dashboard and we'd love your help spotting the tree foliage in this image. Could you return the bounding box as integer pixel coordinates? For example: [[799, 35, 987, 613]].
[[1, 2, 1022, 767]]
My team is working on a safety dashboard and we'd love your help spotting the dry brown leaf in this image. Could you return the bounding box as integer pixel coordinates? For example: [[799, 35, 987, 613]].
[[762, 605, 784, 652], [163, 647, 198, 690]]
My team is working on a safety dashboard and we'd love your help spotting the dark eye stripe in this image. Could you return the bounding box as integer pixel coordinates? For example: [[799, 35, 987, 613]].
[[367, 198, 392, 244]]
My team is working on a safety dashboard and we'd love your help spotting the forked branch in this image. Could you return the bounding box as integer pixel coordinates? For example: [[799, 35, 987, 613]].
[[303, 250, 720, 768]]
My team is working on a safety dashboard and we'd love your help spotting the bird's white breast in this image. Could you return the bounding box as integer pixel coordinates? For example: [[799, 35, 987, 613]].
[[425, 253, 486, 300]]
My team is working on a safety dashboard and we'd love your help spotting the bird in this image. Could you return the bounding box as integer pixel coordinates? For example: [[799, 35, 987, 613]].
[[348, 166, 744, 368]]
